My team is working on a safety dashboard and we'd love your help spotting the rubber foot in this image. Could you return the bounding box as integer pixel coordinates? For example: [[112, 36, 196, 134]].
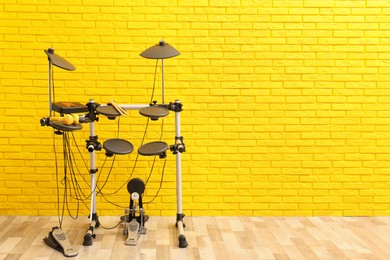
[[178, 234, 188, 248], [83, 233, 93, 246]]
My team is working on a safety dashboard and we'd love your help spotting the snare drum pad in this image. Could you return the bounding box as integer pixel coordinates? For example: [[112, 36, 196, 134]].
[[139, 106, 169, 120], [96, 105, 120, 119], [103, 138, 134, 155], [138, 141, 168, 156]]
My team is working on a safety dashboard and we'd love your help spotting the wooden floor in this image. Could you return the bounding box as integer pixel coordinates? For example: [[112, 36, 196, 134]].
[[1, 215, 390, 259]]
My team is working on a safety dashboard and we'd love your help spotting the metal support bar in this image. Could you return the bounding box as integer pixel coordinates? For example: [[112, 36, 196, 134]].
[[162, 59, 165, 104], [173, 100, 188, 248], [83, 100, 101, 246]]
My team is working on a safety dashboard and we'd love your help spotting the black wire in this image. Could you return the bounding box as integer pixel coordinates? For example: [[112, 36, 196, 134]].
[[59, 132, 92, 222], [70, 133, 92, 188], [63, 132, 80, 221], [95, 116, 120, 194], [52, 127, 118, 227], [68, 135, 91, 207], [95, 120, 168, 208], [99, 118, 150, 196], [117, 116, 121, 138], [66, 134, 87, 201], [68, 132, 102, 202], [51, 64, 55, 115], [96, 58, 163, 207], [96, 155, 115, 195], [143, 118, 165, 195], [96, 185, 126, 209], [61, 133, 68, 221], [144, 158, 167, 204], [97, 155, 108, 185], [160, 118, 164, 140], [53, 131, 63, 229], [144, 156, 157, 186], [50, 57, 166, 220], [66, 134, 88, 201], [149, 59, 159, 104], [98, 220, 123, 230]]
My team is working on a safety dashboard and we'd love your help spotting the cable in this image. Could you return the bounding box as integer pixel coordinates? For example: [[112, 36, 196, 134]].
[[49, 57, 167, 223], [61, 133, 68, 221], [67, 133, 92, 201], [51, 63, 56, 116], [96, 155, 115, 195], [98, 118, 150, 196], [159, 117, 165, 140], [116, 116, 121, 138], [63, 132, 80, 221], [95, 116, 121, 195], [59, 132, 92, 222], [93, 121, 167, 209], [96, 58, 164, 207], [144, 158, 167, 204], [53, 131, 63, 229], [96, 186, 126, 209], [149, 59, 159, 104], [98, 220, 123, 230], [144, 156, 157, 186], [67, 132, 101, 202], [143, 118, 165, 198], [66, 134, 89, 201], [70, 132, 92, 188], [51, 124, 126, 228]]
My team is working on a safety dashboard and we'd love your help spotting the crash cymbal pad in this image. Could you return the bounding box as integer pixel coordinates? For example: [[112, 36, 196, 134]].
[[140, 40, 180, 59]]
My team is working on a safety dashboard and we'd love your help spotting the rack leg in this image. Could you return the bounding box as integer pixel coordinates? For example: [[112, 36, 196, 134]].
[[84, 115, 100, 246], [176, 213, 188, 248], [83, 213, 99, 246], [173, 102, 188, 248]]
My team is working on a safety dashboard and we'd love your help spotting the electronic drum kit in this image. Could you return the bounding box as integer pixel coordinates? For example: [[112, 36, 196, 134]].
[[40, 40, 188, 257]]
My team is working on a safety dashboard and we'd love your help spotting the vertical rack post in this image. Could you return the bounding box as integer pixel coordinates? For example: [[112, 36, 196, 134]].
[[48, 60, 52, 116], [172, 100, 188, 248], [162, 58, 165, 104], [139, 40, 185, 248], [83, 99, 101, 246]]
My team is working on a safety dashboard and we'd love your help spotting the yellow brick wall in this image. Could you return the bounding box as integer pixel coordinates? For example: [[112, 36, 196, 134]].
[[1, 0, 390, 217]]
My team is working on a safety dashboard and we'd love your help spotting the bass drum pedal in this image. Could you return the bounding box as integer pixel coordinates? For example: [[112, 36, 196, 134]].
[[123, 178, 148, 246]]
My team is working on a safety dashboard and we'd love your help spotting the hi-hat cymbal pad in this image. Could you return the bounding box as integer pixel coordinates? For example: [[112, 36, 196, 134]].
[[44, 48, 75, 71]]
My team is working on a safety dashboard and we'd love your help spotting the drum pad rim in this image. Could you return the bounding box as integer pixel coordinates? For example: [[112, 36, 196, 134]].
[[103, 138, 134, 155], [138, 141, 168, 156]]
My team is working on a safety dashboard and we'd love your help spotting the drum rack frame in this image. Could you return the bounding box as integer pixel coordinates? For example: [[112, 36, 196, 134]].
[[81, 100, 188, 248], [41, 43, 188, 254]]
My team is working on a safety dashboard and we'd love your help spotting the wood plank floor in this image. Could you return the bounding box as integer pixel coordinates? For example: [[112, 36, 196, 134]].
[[1, 215, 390, 259]]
